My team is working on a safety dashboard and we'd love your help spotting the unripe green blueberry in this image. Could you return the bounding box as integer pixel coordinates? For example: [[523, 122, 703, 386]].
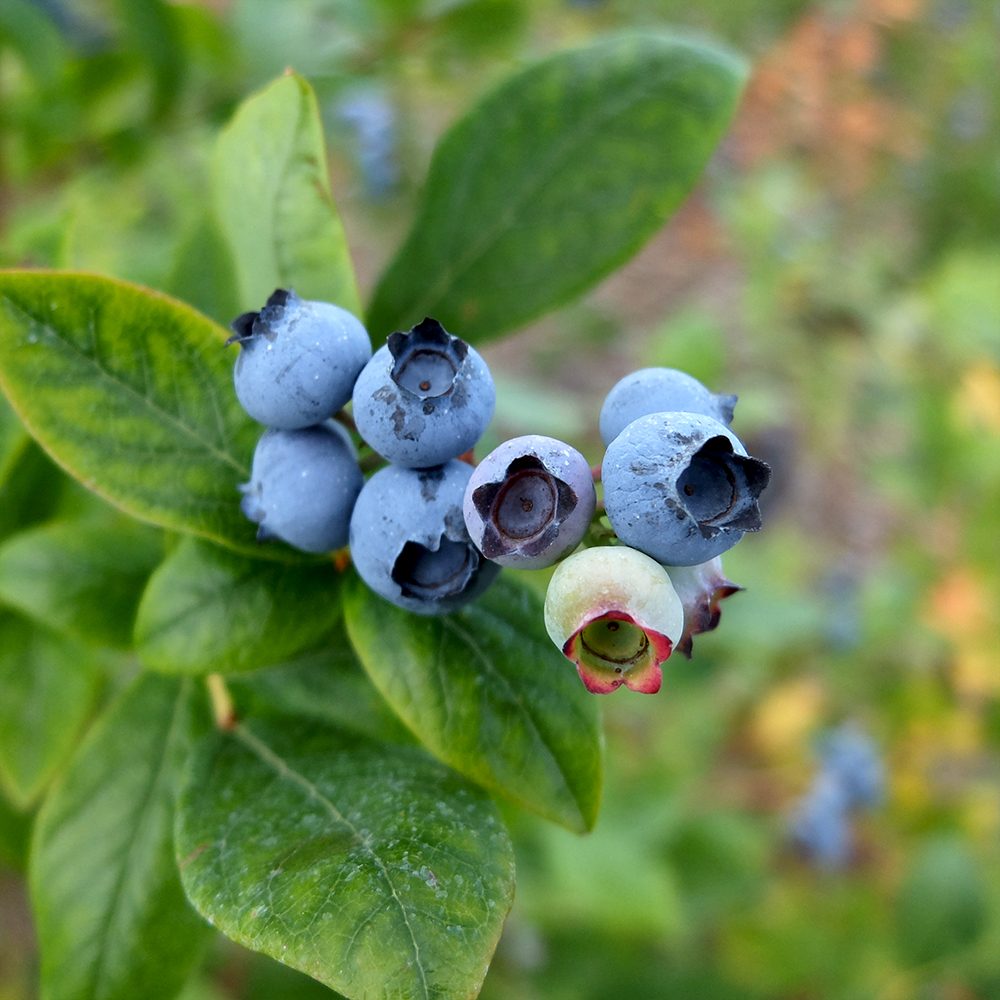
[[543, 546, 683, 694]]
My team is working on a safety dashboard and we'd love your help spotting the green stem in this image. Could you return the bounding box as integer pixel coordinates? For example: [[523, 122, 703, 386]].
[[206, 674, 237, 731]]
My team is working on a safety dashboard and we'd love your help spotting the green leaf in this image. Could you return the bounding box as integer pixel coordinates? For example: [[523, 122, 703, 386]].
[[228, 628, 416, 745], [0, 0, 66, 84], [0, 788, 32, 872], [0, 437, 66, 544], [176, 717, 515, 1000], [368, 33, 747, 343], [135, 537, 345, 675], [0, 613, 103, 810], [0, 517, 164, 648], [343, 574, 603, 832], [213, 72, 362, 318], [31, 673, 213, 1000], [167, 212, 242, 327], [0, 270, 297, 559], [896, 837, 988, 966], [0, 390, 25, 481], [114, 0, 186, 117], [1, 389, 66, 543]]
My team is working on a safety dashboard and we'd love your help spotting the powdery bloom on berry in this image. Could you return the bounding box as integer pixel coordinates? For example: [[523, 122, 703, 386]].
[[543, 546, 684, 694], [464, 435, 597, 569]]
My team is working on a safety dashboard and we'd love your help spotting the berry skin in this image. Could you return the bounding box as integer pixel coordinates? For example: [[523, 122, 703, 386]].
[[463, 435, 597, 569], [239, 421, 363, 554], [599, 367, 736, 446], [227, 288, 371, 430], [352, 318, 495, 468], [349, 460, 500, 615], [602, 411, 770, 566], [543, 546, 683, 694], [664, 557, 742, 658]]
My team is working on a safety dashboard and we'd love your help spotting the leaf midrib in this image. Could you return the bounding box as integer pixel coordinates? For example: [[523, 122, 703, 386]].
[[0, 293, 248, 478], [397, 46, 710, 323], [233, 724, 431, 1000]]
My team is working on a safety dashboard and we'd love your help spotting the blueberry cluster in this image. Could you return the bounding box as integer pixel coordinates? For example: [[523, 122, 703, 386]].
[[228, 296, 771, 686], [229, 295, 499, 614], [543, 366, 770, 694], [228, 289, 370, 554], [789, 724, 884, 869]]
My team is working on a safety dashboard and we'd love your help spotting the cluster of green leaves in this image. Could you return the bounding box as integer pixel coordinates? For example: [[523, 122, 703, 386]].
[[0, 32, 745, 1000]]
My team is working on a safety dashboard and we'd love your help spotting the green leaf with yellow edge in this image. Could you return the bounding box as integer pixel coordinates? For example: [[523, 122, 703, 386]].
[[213, 72, 362, 318], [31, 673, 212, 1000], [135, 537, 344, 675], [176, 716, 515, 1000], [343, 574, 603, 833], [368, 33, 747, 343], [0, 271, 302, 559], [0, 612, 103, 810]]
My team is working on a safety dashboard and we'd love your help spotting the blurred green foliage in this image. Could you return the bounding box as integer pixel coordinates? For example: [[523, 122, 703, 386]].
[[1, 0, 998, 998]]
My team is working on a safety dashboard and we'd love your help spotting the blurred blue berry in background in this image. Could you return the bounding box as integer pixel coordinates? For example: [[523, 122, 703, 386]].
[[789, 723, 884, 869], [823, 567, 863, 651], [338, 89, 399, 200], [790, 771, 853, 870], [818, 722, 885, 810]]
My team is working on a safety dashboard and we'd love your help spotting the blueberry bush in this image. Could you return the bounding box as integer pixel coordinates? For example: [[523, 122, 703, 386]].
[[1, 2, 998, 999]]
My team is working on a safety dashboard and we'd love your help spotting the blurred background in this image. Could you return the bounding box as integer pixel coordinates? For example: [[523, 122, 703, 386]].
[[0, 0, 998, 997]]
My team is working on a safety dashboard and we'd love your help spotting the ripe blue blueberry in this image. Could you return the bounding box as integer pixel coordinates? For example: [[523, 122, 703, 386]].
[[352, 318, 495, 468], [349, 459, 500, 615], [238, 421, 363, 553], [602, 411, 770, 566], [227, 288, 371, 430], [463, 435, 597, 569], [599, 367, 737, 446]]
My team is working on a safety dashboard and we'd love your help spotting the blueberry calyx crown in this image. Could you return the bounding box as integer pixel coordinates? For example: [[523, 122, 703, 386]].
[[391, 536, 481, 600], [471, 455, 578, 560], [680, 435, 771, 538], [387, 318, 469, 399], [225, 288, 293, 346]]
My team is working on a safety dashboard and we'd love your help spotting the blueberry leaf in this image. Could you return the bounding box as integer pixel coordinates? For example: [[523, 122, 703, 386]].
[[0, 271, 303, 560], [0, 612, 103, 810], [175, 716, 514, 1000], [0, 391, 25, 486], [135, 537, 345, 675], [227, 627, 416, 745], [0, 517, 164, 649], [167, 211, 242, 327], [0, 391, 66, 545], [343, 573, 604, 833], [213, 72, 362, 318], [0, 785, 32, 872], [368, 32, 747, 343], [30, 673, 213, 1000]]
